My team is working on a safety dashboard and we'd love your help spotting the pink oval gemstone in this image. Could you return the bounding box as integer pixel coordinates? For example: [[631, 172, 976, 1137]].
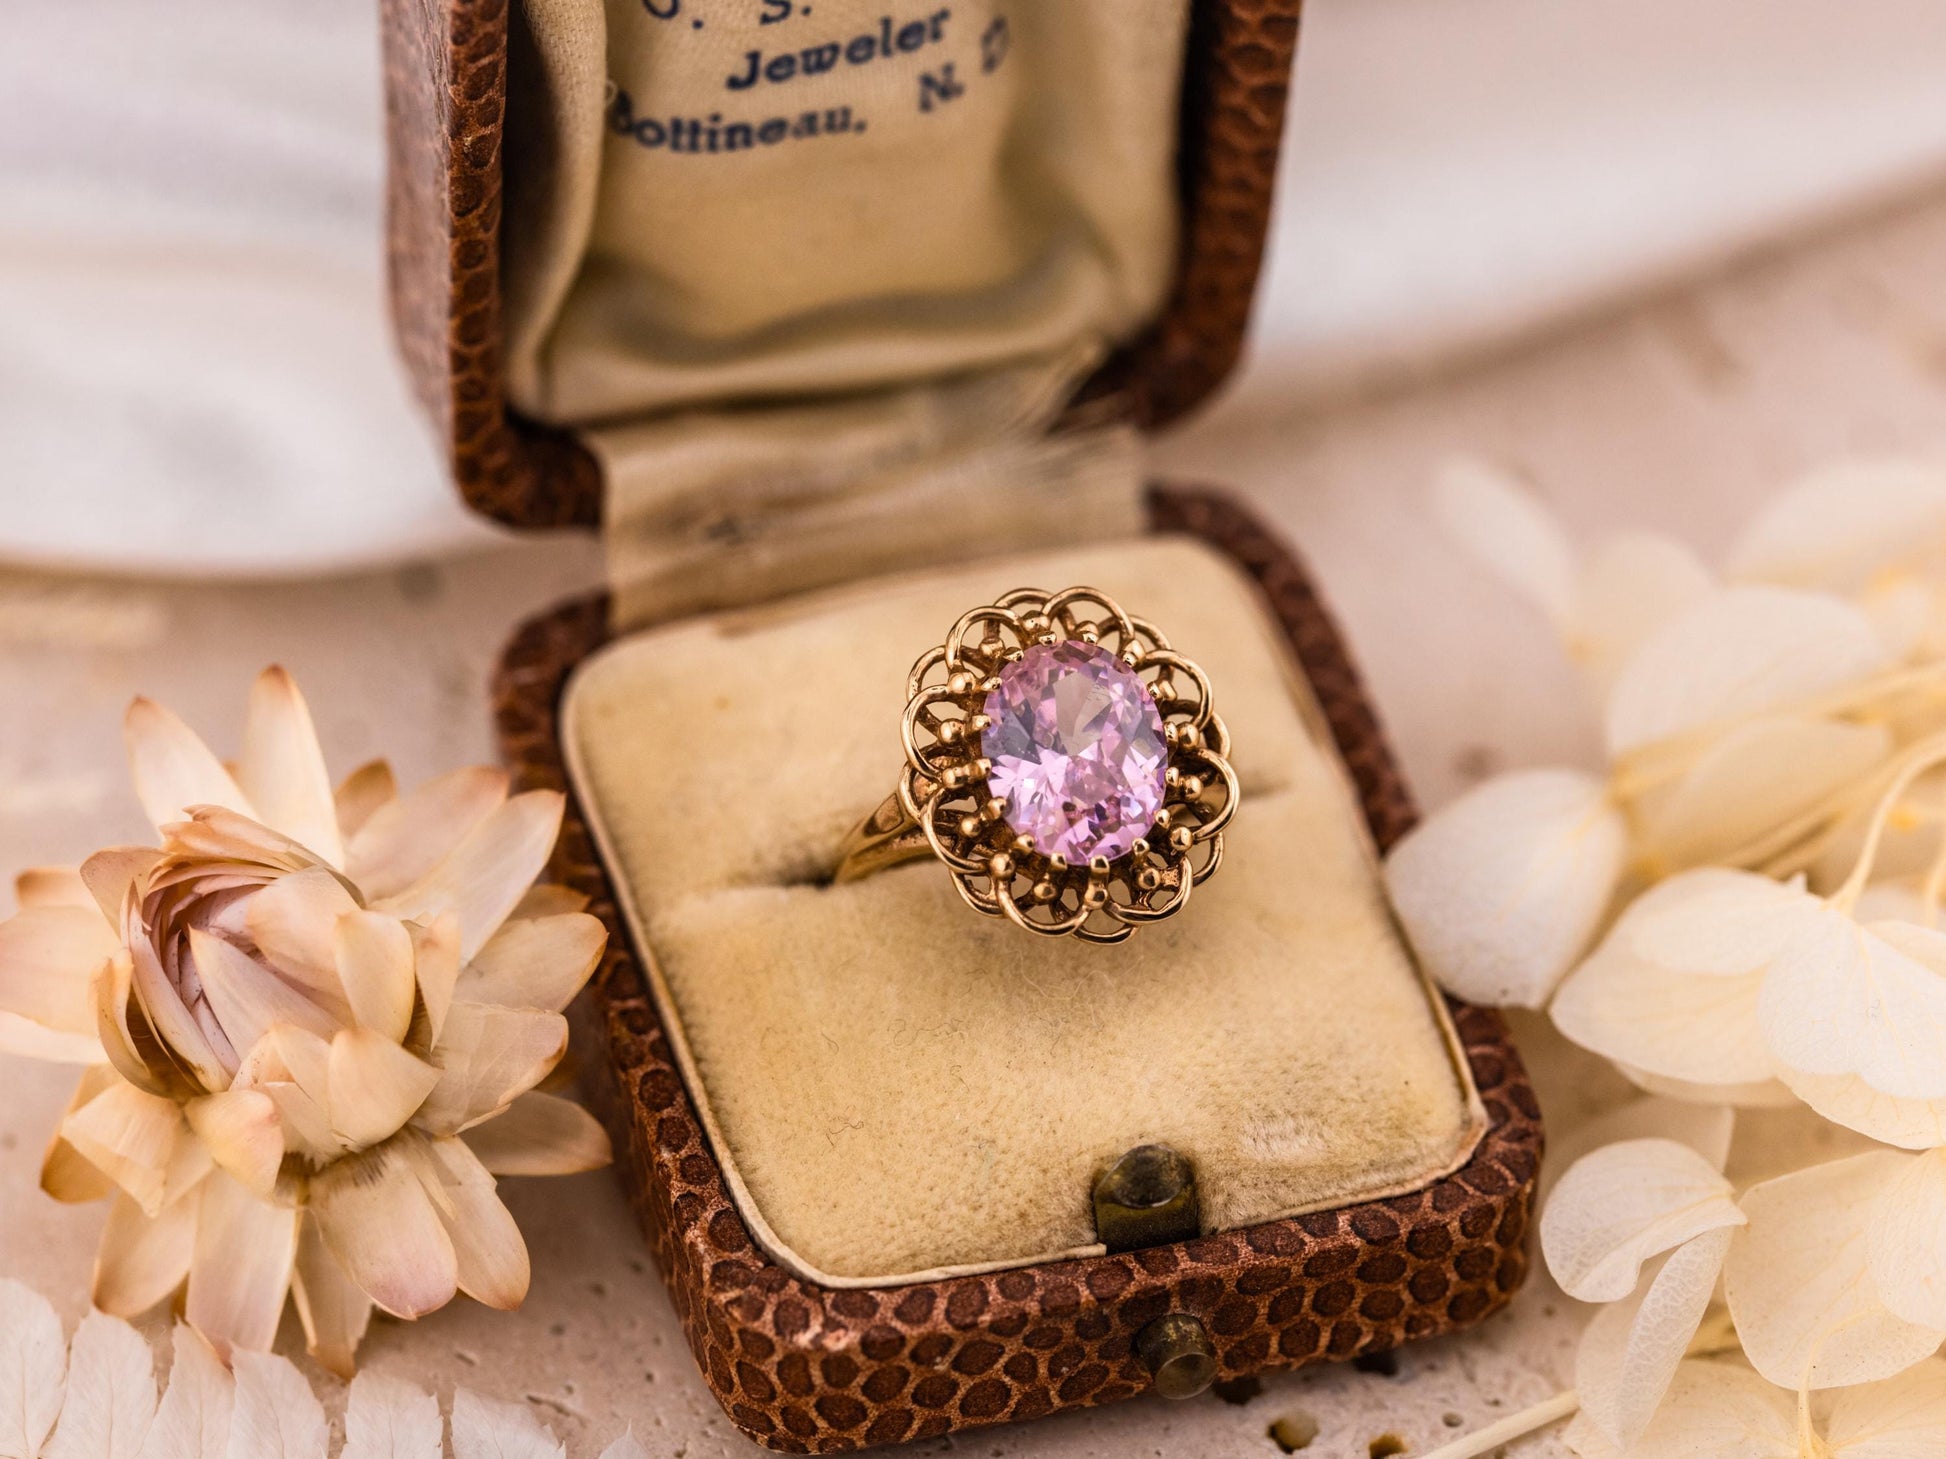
[[981, 640, 1168, 863]]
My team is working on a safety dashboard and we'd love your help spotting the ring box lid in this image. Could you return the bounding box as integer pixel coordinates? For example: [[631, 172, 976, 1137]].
[[382, 0, 1303, 539]]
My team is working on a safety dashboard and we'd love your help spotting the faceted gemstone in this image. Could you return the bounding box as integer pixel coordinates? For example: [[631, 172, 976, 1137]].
[[980, 640, 1168, 863]]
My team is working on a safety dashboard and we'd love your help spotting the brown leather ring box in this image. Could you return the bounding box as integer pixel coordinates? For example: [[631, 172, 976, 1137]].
[[381, 1, 1543, 1450]]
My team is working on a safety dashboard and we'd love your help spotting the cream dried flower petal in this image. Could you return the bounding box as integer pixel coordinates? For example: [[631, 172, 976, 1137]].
[[184, 1089, 283, 1199], [244, 867, 360, 1016], [1430, 457, 1577, 623], [1726, 1151, 1946, 1389], [94, 1189, 198, 1318], [332, 760, 397, 844], [236, 668, 343, 869], [1565, 533, 1715, 686], [79, 847, 161, 927], [1866, 1149, 1946, 1331], [64, 1082, 204, 1216], [407, 914, 461, 1046], [123, 697, 256, 833], [403, 1135, 530, 1311], [1759, 914, 1946, 1100], [1551, 872, 1788, 1091], [183, 1171, 298, 1361], [15, 867, 93, 909], [1726, 458, 1946, 593], [1541, 1138, 1743, 1302], [374, 792, 565, 963], [0, 1009, 107, 1066], [1604, 586, 1889, 756], [1575, 1226, 1738, 1450], [414, 1005, 569, 1136], [333, 911, 416, 1044], [460, 913, 607, 1013], [289, 1217, 370, 1381], [1618, 1065, 1800, 1108], [1562, 1358, 1796, 1459], [509, 885, 589, 920], [1385, 769, 1627, 1008], [347, 767, 508, 902], [1632, 716, 1892, 871], [310, 1142, 458, 1320], [326, 1029, 440, 1150], [43, 1066, 122, 1203], [1825, 1357, 1946, 1459], [1778, 1066, 1946, 1149], [0, 903, 118, 1045], [189, 929, 339, 1060], [462, 1092, 612, 1177]]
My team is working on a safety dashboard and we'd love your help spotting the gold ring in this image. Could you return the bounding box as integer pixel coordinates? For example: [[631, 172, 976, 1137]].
[[832, 586, 1238, 943]]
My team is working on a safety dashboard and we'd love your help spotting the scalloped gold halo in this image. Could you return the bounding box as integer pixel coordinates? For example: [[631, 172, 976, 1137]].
[[832, 586, 1238, 943]]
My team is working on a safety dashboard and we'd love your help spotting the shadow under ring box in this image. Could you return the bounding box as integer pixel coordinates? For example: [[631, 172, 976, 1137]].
[[380, 0, 1542, 1448]]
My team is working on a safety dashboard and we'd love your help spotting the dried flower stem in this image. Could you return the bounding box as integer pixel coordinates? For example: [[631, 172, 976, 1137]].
[[1416, 1390, 1580, 1459], [1832, 729, 1946, 910]]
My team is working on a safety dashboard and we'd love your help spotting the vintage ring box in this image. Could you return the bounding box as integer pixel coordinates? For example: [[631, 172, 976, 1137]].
[[380, 0, 1543, 1448]]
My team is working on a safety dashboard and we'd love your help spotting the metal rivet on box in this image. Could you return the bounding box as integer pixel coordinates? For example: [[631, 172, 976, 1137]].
[[1093, 1143, 1200, 1252], [1135, 1313, 1217, 1400]]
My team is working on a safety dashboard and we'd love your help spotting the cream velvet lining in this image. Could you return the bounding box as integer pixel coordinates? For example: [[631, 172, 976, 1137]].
[[561, 539, 1485, 1286]]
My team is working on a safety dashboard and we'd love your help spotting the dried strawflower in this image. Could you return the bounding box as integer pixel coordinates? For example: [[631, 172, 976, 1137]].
[[0, 668, 612, 1373]]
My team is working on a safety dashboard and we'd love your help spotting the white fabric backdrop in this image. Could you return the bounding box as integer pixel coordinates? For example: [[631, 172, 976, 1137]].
[[3, 0, 1945, 575]]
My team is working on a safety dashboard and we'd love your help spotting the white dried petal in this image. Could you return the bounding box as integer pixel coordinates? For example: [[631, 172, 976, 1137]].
[[45, 1310, 156, 1459], [1541, 1138, 1742, 1303], [1825, 1357, 1946, 1459], [1551, 872, 1786, 1090], [1866, 1149, 1946, 1331], [339, 1372, 440, 1459], [1540, 1096, 1734, 1208], [1385, 769, 1626, 1008], [183, 1173, 298, 1362], [1725, 1151, 1946, 1389], [1759, 914, 1946, 1099], [1632, 716, 1891, 870], [1604, 586, 1888, 756], [235, 668, 342, 870], [1727, 457, 1946, 592], [1563, 1359, 1795, 1459], [1781, 1065, 1946, 1150], [1618, 1066, 1798, 1108], [1574, 1227, 1736, 1451], [1430, 457, 1576, 624], [1566, 533, 1714, 686]]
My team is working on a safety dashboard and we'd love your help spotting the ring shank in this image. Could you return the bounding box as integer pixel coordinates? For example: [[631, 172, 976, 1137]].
[[832, 791, 935, 883]]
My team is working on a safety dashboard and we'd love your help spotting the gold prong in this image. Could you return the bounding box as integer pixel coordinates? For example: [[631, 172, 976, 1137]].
[[982, 797, 1006, 822], [1082, 884, 1108, 910], [1131, 838, 1151, 860], [967, 713, 991, 733], [1154, 808, 1173, 831], [1137, 867, 1162, 891], [1174, 722, 1202, 751], [1165, 765, 1182, 789], [989, 852, 1015, 881], [937, 720, 964, 745], [1179, 774, 1204, 800], [1015, 833, 1037, 856], [1048, 854, 1070, 876], [1089, 855, 1111, 877], [958, 814, 982, 840], [1033, 881, 1058, 903], [1170, 826, 1194, 852], [949, 671, 977, 696]]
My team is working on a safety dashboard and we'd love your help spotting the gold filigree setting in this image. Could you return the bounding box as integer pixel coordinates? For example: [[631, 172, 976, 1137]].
[[835, 587, 1237, 943]]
